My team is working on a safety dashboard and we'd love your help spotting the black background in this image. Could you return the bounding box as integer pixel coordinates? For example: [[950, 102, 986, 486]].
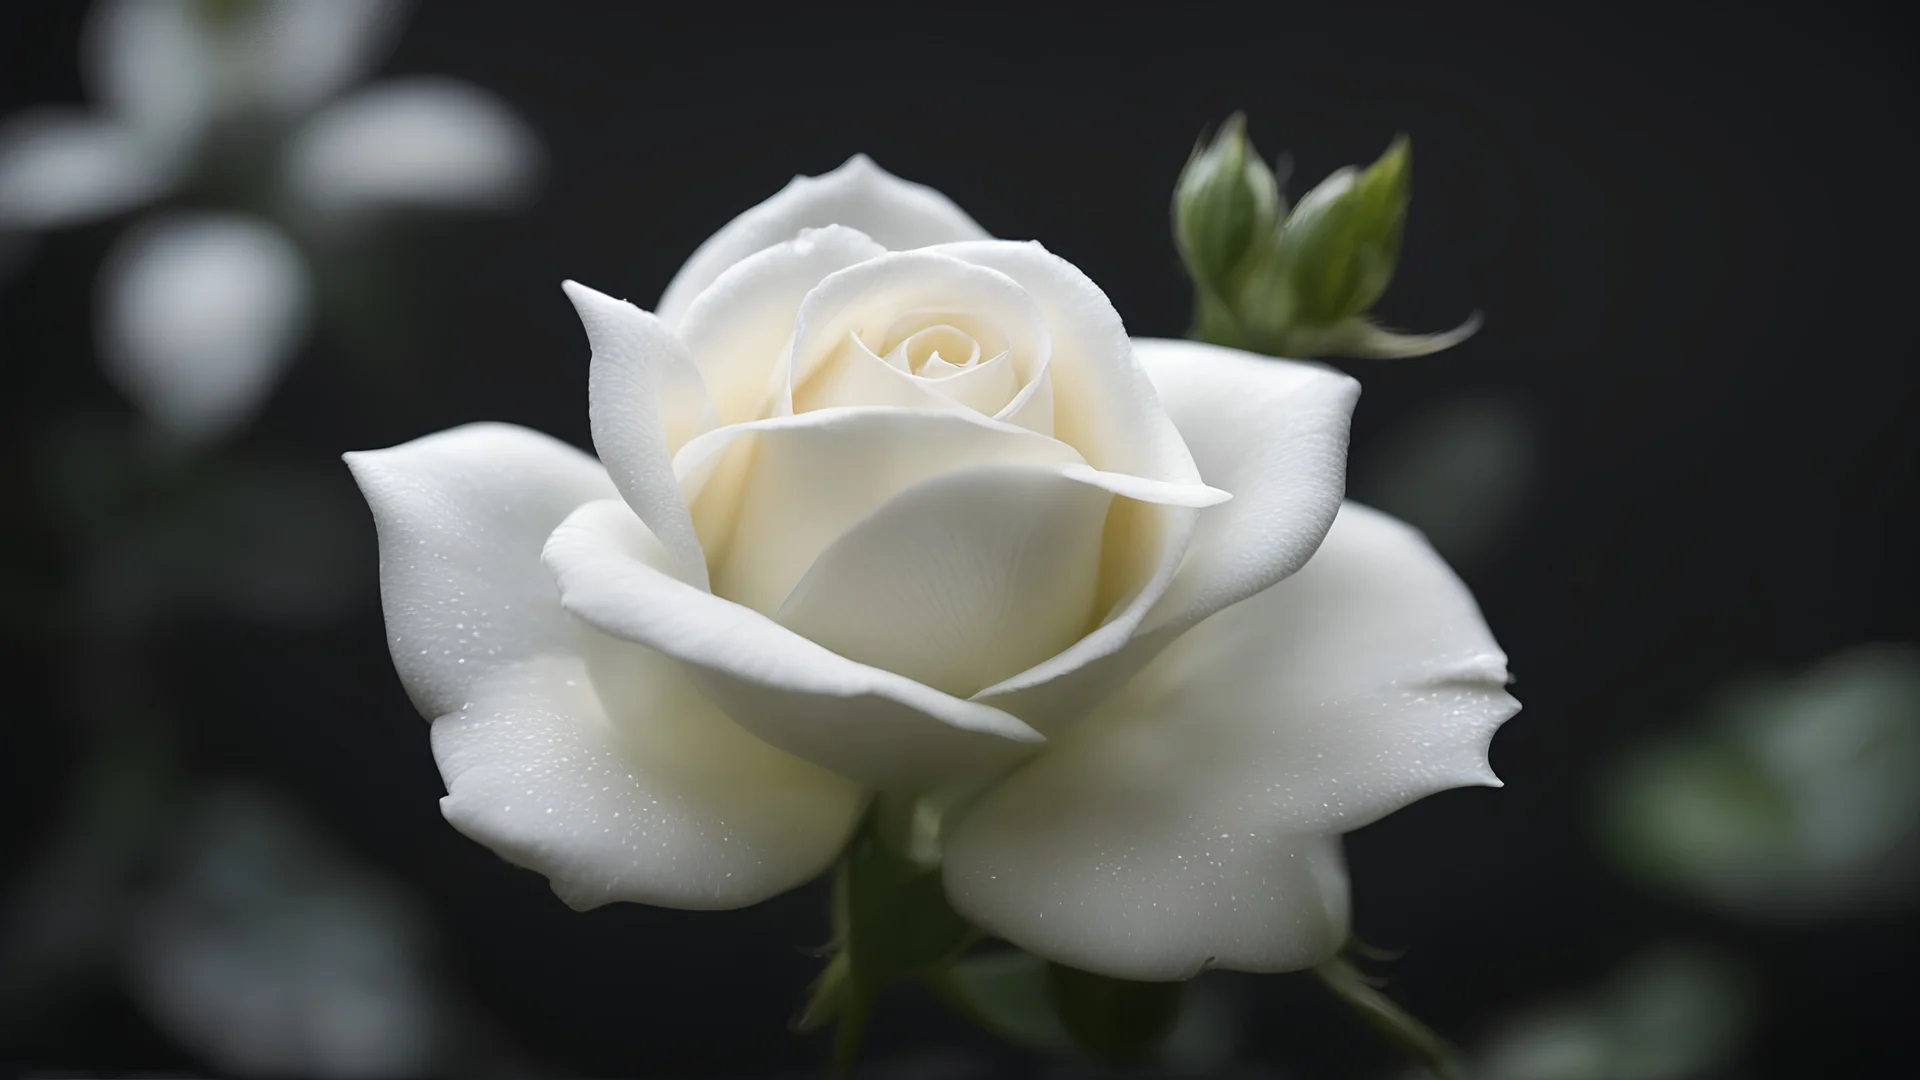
[[3, 1, 1916, 1076]]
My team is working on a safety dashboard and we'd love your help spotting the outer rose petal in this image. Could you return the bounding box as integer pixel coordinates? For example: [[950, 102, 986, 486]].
[[1133, 338, 1360, 636], [544, 499, 1044, 789], [656, 154, 990, 329], [351, 424, 856, 908], [435, 648, 863, 911], [566, 280, 716, 589], [946, 825, 1348, 983], [344, 422, 617, 718], [944, 503, 1517, 978]]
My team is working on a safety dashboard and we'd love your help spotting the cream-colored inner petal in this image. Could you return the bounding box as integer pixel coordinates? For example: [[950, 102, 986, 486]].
[[872, 310, 1008, 373], [795, 325, 1022, 420], [785, 253, 1053, 429]]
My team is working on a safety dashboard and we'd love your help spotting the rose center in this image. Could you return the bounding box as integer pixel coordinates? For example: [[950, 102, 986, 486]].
[[872, 310, 1011, 380], [891, 324, 979, 376]]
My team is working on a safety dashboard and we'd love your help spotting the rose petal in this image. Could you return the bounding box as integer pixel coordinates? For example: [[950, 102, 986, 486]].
[[435, 646, 863, 911], [656, 154, 990, 329], [944, 822, 1348, 982], [786, 250, 1052, 429], [943, 504, 1514, 978], [543, 499, 1044, 789], [566, 279, 716, 589], [285, 78, 539, 220], [930, 242, 1200, 486], [919, 243, 1207, 723], [673, 407, 1085, 617], [98, 212, 311, 442], [795, 336, 1025, 423], [675, 224, 887, 426], [789, 251, 1048, 394], [948, 503, 1513, 978], [1133, 338, 1360, 637], [344, 422, 618, 718], [777, 464, 1115, 699], [0, 110, 171, 230]]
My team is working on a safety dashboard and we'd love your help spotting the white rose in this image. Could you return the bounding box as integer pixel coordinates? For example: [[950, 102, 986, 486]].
[[347, 155, 1518, 981]]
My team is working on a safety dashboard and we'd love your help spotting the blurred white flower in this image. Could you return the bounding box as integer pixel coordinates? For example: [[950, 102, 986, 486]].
[[0, 0, 541, 443], [0, 110, 172, 229], [1601, 645, 1920, 919], [84, 0, 407, 141], [126, 785, 445, 1079], [287, 78, 540, 223], [99, 212, 311, 441]]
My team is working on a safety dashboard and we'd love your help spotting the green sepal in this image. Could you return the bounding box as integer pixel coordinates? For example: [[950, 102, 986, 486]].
[[1174, 112, 1284, 303], [1276, 311, 1483, 360], [1046, 963, 1188, 1066], [1275, 134, 1411, 327], [925, 949, 1078, 1056], [799, 804, 981, 1074], [1314, 954, 1465, 1080]]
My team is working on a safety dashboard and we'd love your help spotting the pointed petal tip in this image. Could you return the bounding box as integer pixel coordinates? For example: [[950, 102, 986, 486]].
[[563, 278, 659, 326], [340, 449, 379, 488], [550, 879, 614, 913]]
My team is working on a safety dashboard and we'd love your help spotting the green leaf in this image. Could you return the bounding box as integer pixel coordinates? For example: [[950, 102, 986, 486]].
[[1046, 963, 1187, 1065]]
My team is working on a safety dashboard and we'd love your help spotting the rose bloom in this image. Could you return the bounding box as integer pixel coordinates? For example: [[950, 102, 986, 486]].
[[347, 156, 1518, 981]]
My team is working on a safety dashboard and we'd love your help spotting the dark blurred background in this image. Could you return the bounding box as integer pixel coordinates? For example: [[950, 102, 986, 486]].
[[3, 1, 1916, 1077]]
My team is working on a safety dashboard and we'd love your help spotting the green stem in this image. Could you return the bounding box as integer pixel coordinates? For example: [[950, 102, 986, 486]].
[[1189, 285, 1245, 348], [1313, 956, 1465, 1080], [829, 989, 872, 1078]]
